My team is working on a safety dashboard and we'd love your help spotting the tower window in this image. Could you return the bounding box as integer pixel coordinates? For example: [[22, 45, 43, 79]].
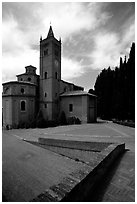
[[20, 100, 26, 111], [21, 88, 24, 94], [55, 72, 58, 79], [69, 104, 73, 112], [28, 77, 31, 81], [45, 92, 47, 97], [44, 43, 49, 47], [44, 49, 48, 56], [45, 72, 47, 79], [45, 104, 47, 108], [55, 50, 59, 57], [20, 78, 23, 81]]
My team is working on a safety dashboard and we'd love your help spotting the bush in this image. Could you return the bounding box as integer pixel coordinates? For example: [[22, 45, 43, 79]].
[[75, 117, 81, 124], [67, 116, 81, 125], [47, 120, 57, 127], [58, 111, 67, 125], [35, 110, 47, 128], [36, 118, 47, 128], [6, 125, 10, 130], [18, 121, 30, 129], [29, 120, 36, 128], [35, 110, 57, 128]]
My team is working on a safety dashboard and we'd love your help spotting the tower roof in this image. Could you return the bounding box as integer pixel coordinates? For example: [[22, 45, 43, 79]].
[[47, 26, 54, 38]]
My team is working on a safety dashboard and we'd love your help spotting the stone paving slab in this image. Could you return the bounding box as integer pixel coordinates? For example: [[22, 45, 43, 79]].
[[29, 139, 125, 202]]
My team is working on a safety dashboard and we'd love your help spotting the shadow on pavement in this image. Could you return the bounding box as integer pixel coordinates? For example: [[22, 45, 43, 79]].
[[85, 150, 126, 202]]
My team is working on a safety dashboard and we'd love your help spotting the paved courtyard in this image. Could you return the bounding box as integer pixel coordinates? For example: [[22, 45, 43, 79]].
[[2, 121, 135, 201]]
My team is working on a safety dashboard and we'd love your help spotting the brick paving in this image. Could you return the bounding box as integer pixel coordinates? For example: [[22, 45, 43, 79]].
[[87, 151, 135, 202]]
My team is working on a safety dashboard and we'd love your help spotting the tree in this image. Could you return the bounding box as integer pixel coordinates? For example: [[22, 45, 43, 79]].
[[94, 42, 135, 121], [58, 111, 67, 125]]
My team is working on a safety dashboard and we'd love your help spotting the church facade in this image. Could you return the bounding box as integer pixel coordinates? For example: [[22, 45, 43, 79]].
[[2, 26, 97, 129]]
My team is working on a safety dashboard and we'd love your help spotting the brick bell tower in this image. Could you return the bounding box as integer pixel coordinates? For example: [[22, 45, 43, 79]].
[[39, 26, 61, 121]]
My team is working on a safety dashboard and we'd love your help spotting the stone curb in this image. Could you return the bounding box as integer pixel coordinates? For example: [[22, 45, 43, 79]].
[[38, 137, 112, 152], [113, 120, 135, 128], [31, 140, 125, 202]]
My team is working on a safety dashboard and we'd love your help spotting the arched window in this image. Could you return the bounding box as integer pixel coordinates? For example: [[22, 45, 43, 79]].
[[21, 88, 24, 94], [45, 92, 47, 97], [21, 100, 26, 111], [55, 72, 58, 79], [44, 49, 48, 56], [55, 50, 59, 57], [20, 78, 23, 81], [69, 104, 73, 112], [45, 72, 47, 79], [28, 77, 31, 81]]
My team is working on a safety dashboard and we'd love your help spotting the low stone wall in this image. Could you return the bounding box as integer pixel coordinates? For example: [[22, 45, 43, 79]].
[[30, 139, 125, 202], [38, 138, 112, 152], [113, 120, 135, 128], [62, 143, 125, 202]]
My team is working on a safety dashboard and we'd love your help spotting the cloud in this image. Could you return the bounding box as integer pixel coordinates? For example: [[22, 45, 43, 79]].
[[2, 17, 28, 55], [2, 3, 44, 32], [61, 57, 83, 80], [89, 21, 135, 70], [91, 32, 120, 69], [2, 2, 135, 85], [44, 2, 111, 41], [2, 49, 39, 82], [2, 2, 111, 83], [2, 14, 39, 83], [121, 22, 135, 51], [3, 2, 111, 42]]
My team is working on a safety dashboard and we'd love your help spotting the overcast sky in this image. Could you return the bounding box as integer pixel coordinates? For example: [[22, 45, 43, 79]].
[[2, 2, 135, 90]]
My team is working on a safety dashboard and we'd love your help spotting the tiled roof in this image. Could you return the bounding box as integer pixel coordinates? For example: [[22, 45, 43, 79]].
[[60, 90, 97, 97], [2, 81, 36, 86], [16, 73, 39, 77]]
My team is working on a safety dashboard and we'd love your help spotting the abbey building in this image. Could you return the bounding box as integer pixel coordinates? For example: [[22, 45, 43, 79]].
[[2, 26, 97, 128]]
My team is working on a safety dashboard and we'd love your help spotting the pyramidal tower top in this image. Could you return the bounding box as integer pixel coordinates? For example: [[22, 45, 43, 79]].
[[47, 25, 54, 38]]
